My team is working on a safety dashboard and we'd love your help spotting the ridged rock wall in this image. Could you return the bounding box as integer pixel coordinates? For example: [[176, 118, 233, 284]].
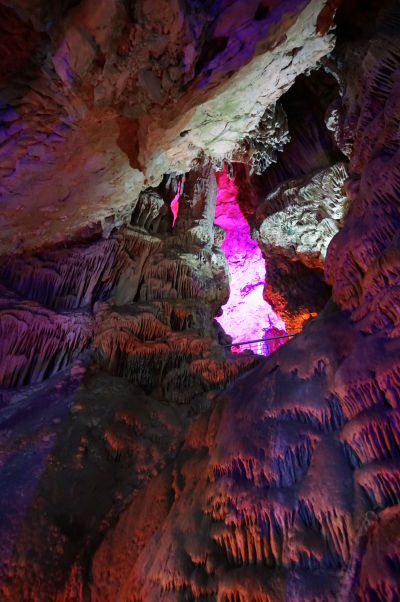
[[0, 162, 262, 600], [87, 4, 400, 600], [2, 1, 400, 601], [232, 69, 347, 331]]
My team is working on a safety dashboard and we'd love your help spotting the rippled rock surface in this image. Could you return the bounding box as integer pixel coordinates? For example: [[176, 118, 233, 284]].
[[2, 0, 400, 601]]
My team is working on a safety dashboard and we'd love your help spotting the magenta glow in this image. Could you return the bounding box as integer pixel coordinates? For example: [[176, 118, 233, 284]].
[[215, 169, 286, 354], [170, 181, 181, 227]]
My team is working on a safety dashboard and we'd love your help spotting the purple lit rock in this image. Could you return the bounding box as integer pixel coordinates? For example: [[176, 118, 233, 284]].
[[215, 168, 285, 353]]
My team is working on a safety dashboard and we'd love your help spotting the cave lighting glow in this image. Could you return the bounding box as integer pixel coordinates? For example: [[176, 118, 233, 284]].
[[171, 180, 181, 226], [215, 168, 286, 355]]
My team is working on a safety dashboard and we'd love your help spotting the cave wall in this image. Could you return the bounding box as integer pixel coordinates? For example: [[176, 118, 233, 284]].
[[0, 162, 263, 600], [1, 0, 400, 601], [232, 68, 349, 331], [88, 3, 400, 601]]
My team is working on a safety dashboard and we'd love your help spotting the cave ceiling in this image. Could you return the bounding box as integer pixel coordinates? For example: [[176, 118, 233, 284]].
[[0, 0, 336, 254]]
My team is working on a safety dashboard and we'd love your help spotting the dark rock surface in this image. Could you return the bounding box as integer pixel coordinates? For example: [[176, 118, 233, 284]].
[[1, 0, 400, 600]]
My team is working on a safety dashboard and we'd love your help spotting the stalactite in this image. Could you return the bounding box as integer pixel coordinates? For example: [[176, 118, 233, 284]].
[[0, 228, 162, 311], [0, 287, 92, 388]]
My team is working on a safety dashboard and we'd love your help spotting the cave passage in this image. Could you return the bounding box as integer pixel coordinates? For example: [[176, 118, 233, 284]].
[[215, 169, 286, 355]]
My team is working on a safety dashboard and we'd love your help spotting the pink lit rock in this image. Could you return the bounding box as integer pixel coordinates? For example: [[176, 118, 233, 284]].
[[215, 169, 286, 353], [170, 181, 181, 227]]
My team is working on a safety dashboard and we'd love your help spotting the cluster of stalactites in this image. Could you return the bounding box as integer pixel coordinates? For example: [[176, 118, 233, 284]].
[[89, 7, 400, 600]]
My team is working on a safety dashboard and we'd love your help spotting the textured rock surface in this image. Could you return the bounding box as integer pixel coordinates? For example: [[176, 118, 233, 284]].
[[232, 68, 347, 331], [0, 163, 261, 600], [2, 0, 400, 601], [0, 0, 336, 254], [256, 162, 349, 268], [88, 3, 400, 600], [93, 4, 400, 601]]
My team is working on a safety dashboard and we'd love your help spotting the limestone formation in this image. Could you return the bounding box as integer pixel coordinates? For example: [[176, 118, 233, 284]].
[[1, 0, 400, 601], [90, 4, 400, 601], [0, 0, 336, 254], [256, 162, 349, 268]]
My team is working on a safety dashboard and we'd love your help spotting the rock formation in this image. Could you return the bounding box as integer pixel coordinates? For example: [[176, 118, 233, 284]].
[[0, 0, 335, 255], [214, 168, 286, 353], [1, 0, 400, 600]]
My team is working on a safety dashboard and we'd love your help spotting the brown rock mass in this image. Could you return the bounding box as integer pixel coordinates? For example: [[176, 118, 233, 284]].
[[1, 0, 400, 601]]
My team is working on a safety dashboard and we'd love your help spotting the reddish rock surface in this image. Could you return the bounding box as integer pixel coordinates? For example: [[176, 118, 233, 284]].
[[1, 0, 400, 601]]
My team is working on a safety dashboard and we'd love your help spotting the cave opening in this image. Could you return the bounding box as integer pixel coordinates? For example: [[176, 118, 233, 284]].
[[214, 167, 286, 355]]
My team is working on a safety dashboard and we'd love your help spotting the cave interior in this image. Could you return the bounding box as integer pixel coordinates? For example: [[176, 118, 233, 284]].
[[1, 0, 400, 600]]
